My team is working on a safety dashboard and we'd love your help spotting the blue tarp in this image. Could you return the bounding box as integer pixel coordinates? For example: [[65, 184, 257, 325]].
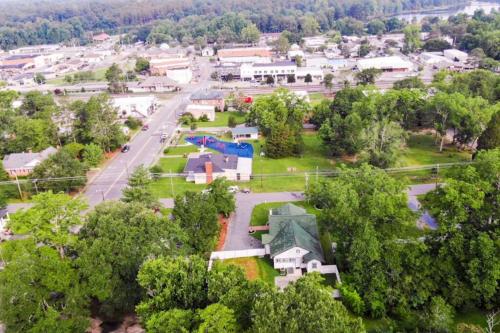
[[185, 136, 254, 158]]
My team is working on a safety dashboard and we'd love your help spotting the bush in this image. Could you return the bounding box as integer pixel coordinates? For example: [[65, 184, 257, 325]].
[[180, 113, 194, 125], [199, 114, 209, 122], [227, 115, 237, 128], [339, 285, 365, 315], [82, 143, 104, 167], [190, 122, 198, 130], [125, 116, 143, 130]]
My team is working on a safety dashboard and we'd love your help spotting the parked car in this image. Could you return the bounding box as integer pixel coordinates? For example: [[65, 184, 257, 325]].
[[121, 145, 130, 153], [241, 188, 251, 194], [228, 186, 239, 193], [142, 124, 149, 131]]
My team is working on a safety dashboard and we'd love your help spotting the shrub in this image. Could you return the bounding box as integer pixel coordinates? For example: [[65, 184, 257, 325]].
[[199, 114, 209, 122], [339, 285, 365, 315], [227, 115, 237, 128], [125, 116, 143, 130]]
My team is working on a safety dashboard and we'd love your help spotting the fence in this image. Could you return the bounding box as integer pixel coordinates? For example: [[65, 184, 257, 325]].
[[208, 248, 266, 270]]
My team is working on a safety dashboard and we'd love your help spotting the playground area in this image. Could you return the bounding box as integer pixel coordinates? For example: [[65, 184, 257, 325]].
[[185, 136, 254, 158]]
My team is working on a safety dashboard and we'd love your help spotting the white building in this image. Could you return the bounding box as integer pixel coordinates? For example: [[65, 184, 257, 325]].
[[443, 49, 468, 62], [288, 44, 304, 59], [357, 56, 414, 72], [201, 47, 214, 57], [184, 153, 252, 184], [185, 104, 215, 121], [112, 95, 157, 119], [296, 67, 324, 82], [240, 61, 297, 82], [166, 68, 192, 84]]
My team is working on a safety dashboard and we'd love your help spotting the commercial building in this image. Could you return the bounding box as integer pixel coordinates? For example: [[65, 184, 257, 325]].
[[296, 67, 324, 82], [149, 56, 192, 84], [128, 76, 179, 93], [231, 127, 259, 140], [240, 61, 297, 82], [356, 56, 413, 72], [217, 47, 272, 63]]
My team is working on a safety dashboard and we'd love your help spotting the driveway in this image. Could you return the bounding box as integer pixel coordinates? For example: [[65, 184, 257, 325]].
[[224, 192, 303, 250]]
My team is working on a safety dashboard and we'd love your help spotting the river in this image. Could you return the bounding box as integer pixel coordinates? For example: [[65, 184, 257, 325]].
[[393, 1, 500, 22]]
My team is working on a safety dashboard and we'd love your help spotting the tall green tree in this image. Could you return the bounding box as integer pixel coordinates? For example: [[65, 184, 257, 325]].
[[477, 111, 500, 150], [207, 178, 235, 217], [403, 24, 422, 54], [197, 303, 238, 333], [77, 201, 185, 320], [121, 165, 157, 208], [173, 191, 219, 253], [0, 241, 89, 333], [355, 68, 382, 85], [241, 23, 260, 44]]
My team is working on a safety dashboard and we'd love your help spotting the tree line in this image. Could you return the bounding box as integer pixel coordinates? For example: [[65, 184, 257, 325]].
[[0, 0, 470, 49]]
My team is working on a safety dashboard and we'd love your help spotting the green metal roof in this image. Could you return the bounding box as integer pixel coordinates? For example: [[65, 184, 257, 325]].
[[263, 203, 325, 263]]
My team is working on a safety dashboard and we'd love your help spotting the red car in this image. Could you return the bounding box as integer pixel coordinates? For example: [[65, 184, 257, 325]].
[[142, 124, 150, 131]]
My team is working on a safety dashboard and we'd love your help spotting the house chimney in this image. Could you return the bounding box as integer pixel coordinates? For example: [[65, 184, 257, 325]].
[[205, 161, 213, 184]]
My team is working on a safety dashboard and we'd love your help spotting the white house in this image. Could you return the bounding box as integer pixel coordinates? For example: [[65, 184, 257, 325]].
[[288, 44, 304, 59], [262, 203, 325, 274], [112, 95, 157, 119], [184, 153, 252, 184], [231, 127, 259, 140], [166, 67, 192, 84]]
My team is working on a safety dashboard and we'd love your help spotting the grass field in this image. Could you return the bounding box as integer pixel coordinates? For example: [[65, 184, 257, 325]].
[[400, 134, 471, 166], [221, 257, 278, 285], [183, 111, 247, 128], [47, 67, 109, 85]]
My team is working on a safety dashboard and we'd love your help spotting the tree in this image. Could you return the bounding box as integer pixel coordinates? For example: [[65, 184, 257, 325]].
[[82, 143, 104, 167], [31, 150, 88, 193], [241, 23, 260, 44], [227, 115, 237, 128], [134, 57, 150, 73], [72, 93, 126, 152], [355, 68, 382, 85], [252, 273, 365, 333], [403, 24, 422, 54], [287, 74, 295, 83], [393, 76, 425, 90], [207, 178, 235, 217], [423, 38, 452, 51], [422, 297, 455, 332], [136, 255, 209, 321], [8, 192, 86, 258], [77, 201, 185, 320], [197, 304, 238, 333], [105, 63, 125, 93], [477, 111, 500, 151], [275, 33, 290, 53], [121, 165, 157, 208], [266, 75, 274, 85], [7, 117, 54, 153], [34, 73, 46, 84], [367, 19, 386, 35], [0, 241, 89, 333], [304, 73, 312, 84], [173, 191, 219, 253], [359, 40, 372, 57], [145, 309, 193, 333], [300, 15, 319, 36], [428, 92, 463, 152], [323, 73, 334, 92]]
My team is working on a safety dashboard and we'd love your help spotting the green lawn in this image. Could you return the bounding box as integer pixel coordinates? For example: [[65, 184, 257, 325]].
[[47, 67, 108, 85], [221, 257, 278, 286], [164, 145, 200, 156], [400, 134, 471, 166], [183, 111, 247, 128], [309, 92, 328, 105]]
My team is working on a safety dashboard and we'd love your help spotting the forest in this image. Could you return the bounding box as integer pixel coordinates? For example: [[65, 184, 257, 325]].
[[0, 0, 471, 49]]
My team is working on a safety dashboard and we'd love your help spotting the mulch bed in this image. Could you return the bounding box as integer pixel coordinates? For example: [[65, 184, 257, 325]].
[[216, 214, 230, 251]]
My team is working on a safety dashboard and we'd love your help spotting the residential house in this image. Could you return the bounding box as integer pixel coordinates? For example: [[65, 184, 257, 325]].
[[128, 76, 179, 93], [287, 44, 304, 59], [443, 49, 468, 62], [2, 147, 57, 177], [190, 90, 225, 111], [184, 153, 252, 184], [149, 56, 192, 84], [262, 203, 325, 274], [231, 127, 259, 140], [92, 32, 110, 42], [185, 104, 215, 121], [112, 95, 157, 119]]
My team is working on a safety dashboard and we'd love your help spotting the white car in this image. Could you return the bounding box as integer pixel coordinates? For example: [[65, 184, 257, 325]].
[[228, 186, 239, 193]]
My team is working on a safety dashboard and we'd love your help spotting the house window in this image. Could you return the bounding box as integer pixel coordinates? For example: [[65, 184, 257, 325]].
[[312, 263, 317, 269], [296, 249, 300, 254]]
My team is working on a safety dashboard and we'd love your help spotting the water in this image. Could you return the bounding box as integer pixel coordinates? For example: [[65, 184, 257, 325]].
[[394, 1, 500, 22]]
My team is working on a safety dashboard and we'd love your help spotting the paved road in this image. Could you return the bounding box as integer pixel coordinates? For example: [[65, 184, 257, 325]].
[[224, 192, 305, 250], [223, 184, 440, 251]]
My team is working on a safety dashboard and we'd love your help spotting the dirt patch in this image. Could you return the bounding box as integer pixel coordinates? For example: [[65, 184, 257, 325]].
[[216, 214, 229, 251]]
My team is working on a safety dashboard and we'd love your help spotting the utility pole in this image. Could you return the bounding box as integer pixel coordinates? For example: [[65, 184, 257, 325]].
[[170, 169, 175, 197], [33, 180, 39, 195], [14, 173, 22, 200]]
